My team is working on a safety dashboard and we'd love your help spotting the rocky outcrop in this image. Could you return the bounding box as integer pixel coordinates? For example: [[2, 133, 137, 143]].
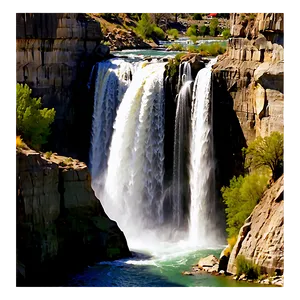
[[227, 175, 284, 276], [213, 13, 284, 143], [104, 28, 152, 51], [17, 149, 130, 286], [16, 13, 109, 160], [212, 13, 284, 188]]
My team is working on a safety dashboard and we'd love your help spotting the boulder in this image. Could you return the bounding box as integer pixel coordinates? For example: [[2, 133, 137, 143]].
[[198, 255, 219, 268]]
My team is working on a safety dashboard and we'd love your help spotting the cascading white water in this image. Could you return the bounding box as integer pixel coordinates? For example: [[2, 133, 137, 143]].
[[89, 59, 136, 188], [98, 62, 167, 248], [172, 62, 193, 229], [188, 58, 218, 247], [178, 61, 193, 92]]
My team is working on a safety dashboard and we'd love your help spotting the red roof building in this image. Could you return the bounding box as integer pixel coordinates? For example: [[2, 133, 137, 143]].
[[208, 9, 218, 17], [207, 13, 218, 18]]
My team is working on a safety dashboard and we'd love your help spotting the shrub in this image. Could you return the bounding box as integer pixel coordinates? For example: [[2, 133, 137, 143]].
[[228, 236, 237, 250], [45, 151, 53, 159], [186, 25, 198, 37], [17, 83, 56, 150], [64, 157, 73, 165], [236, 255, 261, 279], [199, 25, 209, 36], [187, 45, 198, 53], [167, 43, 184, 51], [153, 26, 166, 40], [221, 172, 269, 238], [16, 135, 26, 149], [222, 28, 231, 39], [167, 28, 179, 39], [244, 131, 284, 182]]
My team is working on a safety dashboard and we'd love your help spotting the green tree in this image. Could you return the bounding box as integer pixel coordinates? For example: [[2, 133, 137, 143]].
[[17, 83, 56, 149], [199, 25, 209, 36], [136, 13, 154, 39], [244, 132, 284, 182], [221, 172, 269, 237], [209, 18, 219, 36]]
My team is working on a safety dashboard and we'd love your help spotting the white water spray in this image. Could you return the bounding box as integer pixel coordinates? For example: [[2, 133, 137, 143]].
[[188, 58, 218, 247]]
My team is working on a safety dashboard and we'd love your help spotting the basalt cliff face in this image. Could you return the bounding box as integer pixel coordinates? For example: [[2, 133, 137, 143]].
[[16, 13, 108, 160], [212, 13, 284, 186], [17, 149, 130, 286], [227, 175, 284, 276]]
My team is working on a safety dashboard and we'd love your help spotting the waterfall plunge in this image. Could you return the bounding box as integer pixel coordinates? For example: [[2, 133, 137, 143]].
[[100, 62, 167, 249], [188, 58, 218, 247]]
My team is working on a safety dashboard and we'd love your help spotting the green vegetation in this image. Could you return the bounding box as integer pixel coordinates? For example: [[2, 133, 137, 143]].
[[45, 151, 53, 159], [16, 135, 26, 149], [221, 172, 269, 238], [17, 83, 56, 150], [221, 132, 283, 239], [136, 13, 154, 39], [222, 28, 231, 39], [223, 235, 238, 257], [167, 28, 179, 39], [153, 26, 166, 40], [209, 18, 219, 37], [64, 157, 73, 165], [199, 25, 209, 37], [165, 53, 185, 78], [168, 42, 226, 56], [167, 43, 184, 51], [186, 25, 198, 37], [236, 255, 261, 279], [244, 132, 284, 182]]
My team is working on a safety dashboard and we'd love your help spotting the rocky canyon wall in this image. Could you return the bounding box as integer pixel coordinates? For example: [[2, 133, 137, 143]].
[[227, 175, 284, 276], [212, 13, 284, 186], [16, 13, 108, 160], [17, 149, 130, 286]]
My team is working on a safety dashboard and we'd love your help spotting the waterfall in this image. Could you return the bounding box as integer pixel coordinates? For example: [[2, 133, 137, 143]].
[[172, 62, 193, 229], [188, 58, 218, 247], [89, 59, 135, 188], [99, 62, 166, 246], [178, 61, 192, 92]]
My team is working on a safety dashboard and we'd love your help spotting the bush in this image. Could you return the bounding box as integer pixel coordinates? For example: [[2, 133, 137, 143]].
[[136, 13, 154, 39], [186, 25, 198, 37], [209, 18, 219, 36], [17, 83, 56, 150], [167, 28, 179, 39], [45, 151, 53, 159], [16, 135, 26, 149], [222, 28, 231, 39], [221, 172, 269, 238], [167, 43, 184, 51], [199, 25, 209, 36], [236, 255, 261, 279], [153, 26, 166, 40], [244, 131, 284, 182]]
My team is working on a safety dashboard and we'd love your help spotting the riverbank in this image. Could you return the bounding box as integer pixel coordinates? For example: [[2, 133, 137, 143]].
[[182, 254, 283, 286]]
